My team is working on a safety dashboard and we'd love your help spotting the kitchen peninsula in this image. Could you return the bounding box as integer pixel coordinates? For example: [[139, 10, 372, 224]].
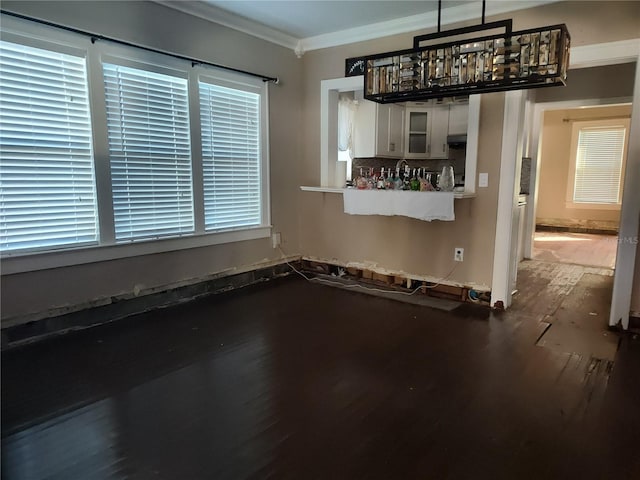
[[301, 79, 480, 213]]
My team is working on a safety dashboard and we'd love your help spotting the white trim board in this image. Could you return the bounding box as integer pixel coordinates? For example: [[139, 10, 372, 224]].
[[154, 0, 299, 51], [570, 39, 640, 69], [491, 90, 527, 309], [297, 0, 561, 54], [610, 53, 640, 330], [320, 76, 364, 187]]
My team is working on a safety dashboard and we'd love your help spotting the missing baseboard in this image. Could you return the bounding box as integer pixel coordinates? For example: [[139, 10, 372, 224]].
[[1, 260, 300, 350]]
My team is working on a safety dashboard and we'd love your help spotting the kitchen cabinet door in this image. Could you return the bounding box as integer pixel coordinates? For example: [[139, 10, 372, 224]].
[[404, 107, 430, 158], [429, 106, 450, 159], [354, 99, 404, 158], [448, 103, 468, 135], [376, 103, 405, 158]]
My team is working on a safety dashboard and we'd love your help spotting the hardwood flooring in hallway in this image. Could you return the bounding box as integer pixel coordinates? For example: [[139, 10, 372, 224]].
[[532, 231, 618, 269]]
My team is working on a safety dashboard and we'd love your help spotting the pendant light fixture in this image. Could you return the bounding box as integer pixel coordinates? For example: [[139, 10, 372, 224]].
[[359, 0, 570, 103]]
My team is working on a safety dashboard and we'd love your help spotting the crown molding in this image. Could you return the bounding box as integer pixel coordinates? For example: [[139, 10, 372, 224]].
[[298, 0, 562, 54], [154, 0, 299, 51], [156, 0, 564, 56], [570, 39, 640, 69]]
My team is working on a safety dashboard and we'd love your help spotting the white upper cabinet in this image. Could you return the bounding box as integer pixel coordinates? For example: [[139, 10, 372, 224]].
[[430, 106, 450, 159], [404, 103, 450, 159], [354, 97, 405, 158], [376, 103, 405, 157], [448, 103, 469, 135], [405, 107, 429, 158]]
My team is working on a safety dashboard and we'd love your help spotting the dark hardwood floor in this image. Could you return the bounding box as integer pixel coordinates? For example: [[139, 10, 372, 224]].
[[2, 265, 639, 479]]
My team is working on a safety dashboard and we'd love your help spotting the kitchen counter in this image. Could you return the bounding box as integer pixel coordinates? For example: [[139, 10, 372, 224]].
[[300, 186, 477, 199]]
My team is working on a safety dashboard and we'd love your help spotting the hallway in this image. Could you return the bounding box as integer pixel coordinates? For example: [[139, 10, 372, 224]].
[[2, 270, 639, 479]]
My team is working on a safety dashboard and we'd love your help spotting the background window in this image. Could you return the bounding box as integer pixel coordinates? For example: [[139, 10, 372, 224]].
[[572, 125, 627, 205], [0, 40, 97, 253], [199, 82, 261, 231], [103, 62, 193, 241]]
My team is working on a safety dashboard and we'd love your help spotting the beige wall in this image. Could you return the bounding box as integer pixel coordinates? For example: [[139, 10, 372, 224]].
[[0, 1, 303, 321], [536, 105, 632, 229], [299, 94, 504, 289], [536, 63, 636, 104], [299, 1, 639, 289]]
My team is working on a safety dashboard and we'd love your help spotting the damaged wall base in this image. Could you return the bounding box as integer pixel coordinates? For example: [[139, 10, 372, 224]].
[[300, 259, 491, 305], [2, 256, 493, 349], [1, 260, 299, 349]]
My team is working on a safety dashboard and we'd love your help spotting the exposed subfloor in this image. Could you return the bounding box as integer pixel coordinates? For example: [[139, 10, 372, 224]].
[[2, 261, 640, 479], [532, 231, 618, 269]]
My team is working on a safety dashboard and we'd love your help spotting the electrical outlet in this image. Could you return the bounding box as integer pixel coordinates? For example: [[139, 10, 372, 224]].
[[271, 232, 281, 249], [454, 247, 464, 262]]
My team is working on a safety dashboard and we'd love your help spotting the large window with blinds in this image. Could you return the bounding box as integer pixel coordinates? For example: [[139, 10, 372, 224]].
[[200, 81, 261, 231], [103, 63, 194, 241], [0, 40, 98, 253], [569, 119, 629, 207], [0, 18, 270, 267]]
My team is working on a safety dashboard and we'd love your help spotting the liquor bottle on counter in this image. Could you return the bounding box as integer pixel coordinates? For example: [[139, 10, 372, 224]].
[[402, 166, 411, 190], [377, 167, 386, 189], [385, 167, 394, 190], [394, 168, 403, 190], [420, 169, 434, 191], [367, 167, 375, 190], [410, 168, 420, 191], [356, 168, 368, 190]]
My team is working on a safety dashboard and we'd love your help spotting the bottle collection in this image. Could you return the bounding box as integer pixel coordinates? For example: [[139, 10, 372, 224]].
[[355, 166, 453, 192]]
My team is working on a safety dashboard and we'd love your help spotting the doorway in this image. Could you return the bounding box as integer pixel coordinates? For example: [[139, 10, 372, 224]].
[[530, 103, 631, 271]]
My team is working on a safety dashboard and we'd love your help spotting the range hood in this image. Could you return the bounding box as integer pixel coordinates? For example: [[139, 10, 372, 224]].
[[447, 134, 467, 147]]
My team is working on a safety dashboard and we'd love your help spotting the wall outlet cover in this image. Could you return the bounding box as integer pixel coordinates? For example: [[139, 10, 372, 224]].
[[271, 232, 281, 248]]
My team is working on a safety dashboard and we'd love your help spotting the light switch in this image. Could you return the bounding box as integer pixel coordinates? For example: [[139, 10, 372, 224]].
[[478, 173, 489, 188]]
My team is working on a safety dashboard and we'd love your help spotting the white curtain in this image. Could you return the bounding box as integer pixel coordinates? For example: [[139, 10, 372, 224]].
[[338, 94, 355, 158]]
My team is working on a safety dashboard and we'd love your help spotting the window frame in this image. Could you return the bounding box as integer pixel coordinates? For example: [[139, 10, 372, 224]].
[[0, 15, 271, 275], [197, 70, 271, 234], [0, 34, 99, 254], [565, 118, 630, 210]]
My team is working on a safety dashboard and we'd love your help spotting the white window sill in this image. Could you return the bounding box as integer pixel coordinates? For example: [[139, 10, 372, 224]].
[[1, 226, 272, 275]]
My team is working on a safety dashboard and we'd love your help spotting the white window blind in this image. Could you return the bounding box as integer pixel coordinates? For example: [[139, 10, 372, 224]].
[[0, 40, 97, 253], [573, 127, 626, 204], [199, 82, 261, 230], [103, 63, 193, 241]]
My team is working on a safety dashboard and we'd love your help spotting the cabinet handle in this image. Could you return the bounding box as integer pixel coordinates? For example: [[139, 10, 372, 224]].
[[442, 143, 445, 153], [427, 144, 430, 154]]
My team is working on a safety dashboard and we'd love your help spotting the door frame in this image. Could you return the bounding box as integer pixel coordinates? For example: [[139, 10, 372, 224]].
[[491, 39, 639, 326], [525, 97, 633, 260]]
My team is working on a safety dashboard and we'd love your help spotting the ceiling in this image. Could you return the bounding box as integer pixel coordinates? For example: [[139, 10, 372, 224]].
[[202, 1, 475, 38], [157, 0, 562, 55]]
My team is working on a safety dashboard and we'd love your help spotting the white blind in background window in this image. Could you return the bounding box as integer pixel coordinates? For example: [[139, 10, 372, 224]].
[[199, 82, 261, 230], [103, 63, 193, 241], [574, 127, 626, 204], [0, 40, 97, 253]]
